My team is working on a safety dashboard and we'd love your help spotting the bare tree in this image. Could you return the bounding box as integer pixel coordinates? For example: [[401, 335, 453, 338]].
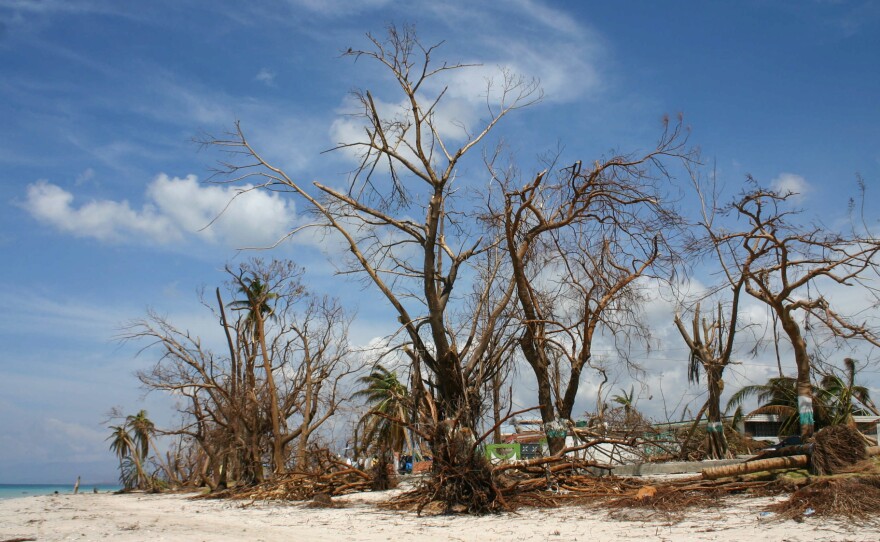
[[704, 180, 880, 438], [497, 121, 690, 454], [128, 259, 356, 487], [202, 27, 538, 509], [281, 294, 356, 467], [130, 308, 258, 488], [674, 289, 742, 458]]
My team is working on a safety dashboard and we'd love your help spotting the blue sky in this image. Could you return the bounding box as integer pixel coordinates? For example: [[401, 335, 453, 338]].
[[1, 0, 879, 483]]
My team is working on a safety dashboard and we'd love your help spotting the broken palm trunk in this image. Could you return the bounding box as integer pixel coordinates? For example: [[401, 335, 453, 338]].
[[702, 425, 880, 480], [703, 455, 810, 480]]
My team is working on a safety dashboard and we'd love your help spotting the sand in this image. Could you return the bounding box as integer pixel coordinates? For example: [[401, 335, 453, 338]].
[[0, 488, 876, 541]]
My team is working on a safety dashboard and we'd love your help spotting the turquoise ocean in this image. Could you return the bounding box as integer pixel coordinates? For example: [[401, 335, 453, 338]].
[[0, 483, 122, 500]]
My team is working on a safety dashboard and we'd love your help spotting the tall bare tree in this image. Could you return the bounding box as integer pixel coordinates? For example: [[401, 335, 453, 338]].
[[497, 121, 690, 453], [203, 27, 537, 509], [704, 181, 880, 438]]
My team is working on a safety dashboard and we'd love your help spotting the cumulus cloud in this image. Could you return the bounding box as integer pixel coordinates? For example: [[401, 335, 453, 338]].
[[22, 180, 179, 243], [770, 172, 811, 200], [145, 174, 295, 247], [21, 174, 297, 248]]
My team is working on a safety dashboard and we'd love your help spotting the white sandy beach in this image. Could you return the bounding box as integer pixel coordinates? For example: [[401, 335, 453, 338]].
[[1, 488, 877, 542]]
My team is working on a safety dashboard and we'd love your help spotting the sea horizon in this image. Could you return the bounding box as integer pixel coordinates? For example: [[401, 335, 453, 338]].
[[0, 483, 122, 500]]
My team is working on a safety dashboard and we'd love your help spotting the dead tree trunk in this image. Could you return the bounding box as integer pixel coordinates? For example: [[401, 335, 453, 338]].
[[674, 296, 741, 460]]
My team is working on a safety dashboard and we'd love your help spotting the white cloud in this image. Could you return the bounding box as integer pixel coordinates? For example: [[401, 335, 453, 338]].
[[256, 68, 276, 86], [21, 174, 298, 248], [125, 69, 322, 176], [0, 411, 107, 464], [44, 418, 107, 456], [508, 0, 581, 37], [148, 78, 235, 126], [770, 172, 811, 200], [434, 41, 600, 108], [22, 179, 180, 243], [146, 174, 295, 247], [424, 1, 604, 105]]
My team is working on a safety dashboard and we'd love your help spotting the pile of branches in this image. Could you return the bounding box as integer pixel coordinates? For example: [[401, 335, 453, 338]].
[[491, 436, 880, 523], [506, 468, 779, 510], [695, 424, 880, 522], [383, 423, 875, 518], [768, 476, 880, 523], [200, 423, 878, 524], [702, 424, 875, 480], [810, 424, 869, 475], [482, 454, 880, 524], [384, 431, 776, 515], [676, 423, 769, 461], [495, 456, 621, 508], [198, 448, 378, 502], [226, 467, 372, 502], [605, 485, 725, 522]]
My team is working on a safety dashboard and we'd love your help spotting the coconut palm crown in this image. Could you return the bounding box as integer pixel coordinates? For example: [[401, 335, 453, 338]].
[[353, 364, 413, 455]]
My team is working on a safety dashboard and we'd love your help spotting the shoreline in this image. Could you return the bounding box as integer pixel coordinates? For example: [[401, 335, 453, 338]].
[[2, 490, 877, 541], [0, 484, 122, 501]]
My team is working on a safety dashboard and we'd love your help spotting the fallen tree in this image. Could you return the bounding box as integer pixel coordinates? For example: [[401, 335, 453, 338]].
[[703, 425, 878, 479]]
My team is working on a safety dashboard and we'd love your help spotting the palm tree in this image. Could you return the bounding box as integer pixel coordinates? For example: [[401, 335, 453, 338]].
[[107, 424, 143, 489], [818, 358, 879, 425], [108, 411, 158, 490], [611, 386, 635, 425], [353, 365, 413, 456], [228, 275, 278, 325], [229, 268, 286, 475], [126, 410, 154, 463], [118, 456, 140, 490], [726, 376, 831, 436]]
